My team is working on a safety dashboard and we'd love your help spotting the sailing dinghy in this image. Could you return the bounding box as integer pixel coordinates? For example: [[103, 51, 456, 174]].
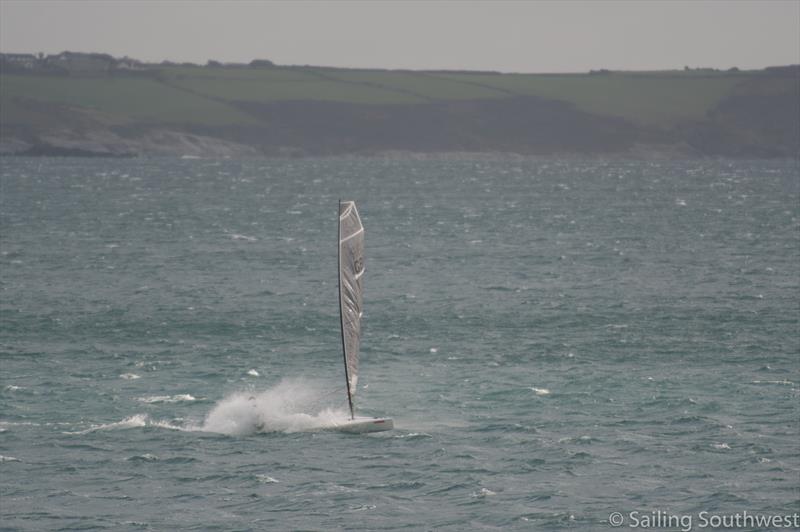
[[331, 201, 393, 434]]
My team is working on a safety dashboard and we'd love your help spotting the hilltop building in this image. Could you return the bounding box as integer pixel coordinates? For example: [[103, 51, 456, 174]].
[[45, 52, 116, 74], [0, 53, 38, 70]]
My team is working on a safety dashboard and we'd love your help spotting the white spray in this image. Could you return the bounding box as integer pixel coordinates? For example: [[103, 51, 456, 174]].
[[200, 378, 348, 435]]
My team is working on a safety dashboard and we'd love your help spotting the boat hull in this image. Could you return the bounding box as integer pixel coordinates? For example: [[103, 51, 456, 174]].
[[332, 417, 394, 433]]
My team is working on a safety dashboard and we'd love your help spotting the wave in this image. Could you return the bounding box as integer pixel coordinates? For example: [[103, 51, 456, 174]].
[[63, 414, 191, 435], [64, 414, 150, 434], [126, 453, 159, 462], [471, 487, 497, 498], [751, 379, 794, 386], [64, 414, 153, 434], [137, 394, 197, 404], [230, 233, 257, 242], [393, 432, 431, 440]]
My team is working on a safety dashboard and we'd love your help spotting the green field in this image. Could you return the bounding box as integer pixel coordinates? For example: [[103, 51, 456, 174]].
[[165, 75, 424, 105], [1, 74, 258, 126], [431, 72, 749, 126], [0, 64, 790, 133], [319, 70, 511, 101]]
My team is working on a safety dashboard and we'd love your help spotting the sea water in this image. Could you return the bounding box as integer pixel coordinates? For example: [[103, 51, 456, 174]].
[[1, 156, 798, 530]]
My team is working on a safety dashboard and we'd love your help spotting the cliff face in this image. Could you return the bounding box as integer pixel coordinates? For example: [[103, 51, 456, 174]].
[[683, 92, 799, 158], [1, 65, 797, 158]]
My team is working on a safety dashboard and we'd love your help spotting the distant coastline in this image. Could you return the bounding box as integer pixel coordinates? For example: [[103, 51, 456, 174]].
[[1, 52, 797, 158]]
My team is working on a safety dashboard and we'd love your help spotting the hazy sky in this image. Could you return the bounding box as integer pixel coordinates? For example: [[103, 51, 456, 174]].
[[1, 0, 798, 72]]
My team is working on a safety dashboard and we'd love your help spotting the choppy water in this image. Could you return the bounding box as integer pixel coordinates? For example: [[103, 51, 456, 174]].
[[1, 156, 798, 531]]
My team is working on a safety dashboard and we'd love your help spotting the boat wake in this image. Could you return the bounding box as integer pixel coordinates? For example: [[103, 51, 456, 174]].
[[58, 379, 348, 436], [63, 414, 188, 434]]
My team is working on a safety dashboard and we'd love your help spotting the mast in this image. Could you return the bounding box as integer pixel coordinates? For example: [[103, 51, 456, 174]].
[[338, 200, 355, 420]]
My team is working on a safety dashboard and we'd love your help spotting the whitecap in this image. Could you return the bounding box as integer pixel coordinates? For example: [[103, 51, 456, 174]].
[[149, 419, 191, 431], [712, 443, 731, 450], [471, 487, 497, 498], [0, 421, 38, 428], [394, 432, 431, 439], [247, 369, 260, 377], [120, 373, 141, 380], [96, 414, 149, 430], [350, 504, 377, 511], [137, 394, 197, 404], [231, 234, 257, 242], [63, 415, 188, 434], [66, 414, 149, 434], [530, 387, 551, 396], [0, 455, 21, 462], [127, 453, 159, 462], [256, 474, 279, 483]]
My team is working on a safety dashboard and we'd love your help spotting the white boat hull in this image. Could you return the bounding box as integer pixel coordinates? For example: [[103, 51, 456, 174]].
[[331, 417, 394, 433]]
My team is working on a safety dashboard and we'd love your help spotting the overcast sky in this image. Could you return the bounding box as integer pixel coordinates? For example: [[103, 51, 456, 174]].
[[1, 0, 798, 72]]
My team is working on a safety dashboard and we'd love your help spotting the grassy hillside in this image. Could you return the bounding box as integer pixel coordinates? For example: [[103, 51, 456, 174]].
[[1, 74, 257, 125], [430, 72, 750, 127], [1, 62, 797, 157], [2, 66, 757, 125]]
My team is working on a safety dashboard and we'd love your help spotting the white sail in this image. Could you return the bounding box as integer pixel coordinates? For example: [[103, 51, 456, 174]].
[[338, 200, 364, 417]]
